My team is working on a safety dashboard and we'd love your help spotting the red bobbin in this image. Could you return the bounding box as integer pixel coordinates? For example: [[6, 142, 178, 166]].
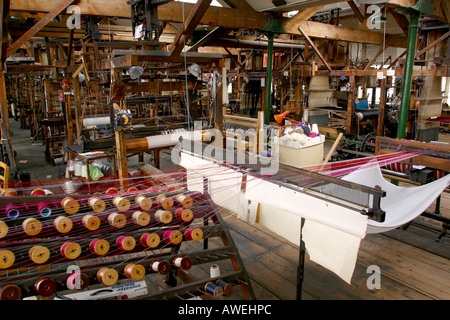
[[173, 256, 193, 271], [34, 278, 57, 297], [150, 260, 170, 275]]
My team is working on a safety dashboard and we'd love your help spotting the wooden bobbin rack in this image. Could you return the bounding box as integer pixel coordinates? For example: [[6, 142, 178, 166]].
[[0, 187, 255, 300]]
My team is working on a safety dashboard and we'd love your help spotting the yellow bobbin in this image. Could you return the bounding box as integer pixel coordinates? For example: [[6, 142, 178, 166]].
[[124, 263, 146, 281], [22, 218, 42, 236], [89, 239, 110, 256], [131, 211, 150, 226], [29, 245, 50, 264], [82, 214, 101, 231], [54, 216, 73, 234], [61, 197, 79, 215], [140, 233, 160, 248], [112, 196, 130, 212], [97, 268, 119, 286], [60, 242, 82, 260], [0, 250, 15, 269], [0, 220, 8, 239], [135, 195, 152, 211], [107, 212, 127, 228]]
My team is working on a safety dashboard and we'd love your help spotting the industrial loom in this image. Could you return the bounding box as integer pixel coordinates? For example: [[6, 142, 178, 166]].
[[0, 129, 448, 300]]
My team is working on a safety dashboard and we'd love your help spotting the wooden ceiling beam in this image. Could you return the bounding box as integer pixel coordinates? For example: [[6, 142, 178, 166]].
[[7, 0, 75, 57], [9, 0, 408, 47], [170, 0, 212, 57]]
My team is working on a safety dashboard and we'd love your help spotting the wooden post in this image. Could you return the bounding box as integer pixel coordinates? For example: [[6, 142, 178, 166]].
[[346, 73, 355, 132], [377, 77, 387, 136]]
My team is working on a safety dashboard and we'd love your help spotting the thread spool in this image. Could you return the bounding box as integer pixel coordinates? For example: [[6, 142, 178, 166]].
[[22, 218, 42, 236], [89, 239, 110, 256], [0, 284, 21, 300], [204, 282, 223, 297], [53, 216, 73, 234], [74, 162, 83, 176], [66, 272, 89, 290], [140, 233, 160, 248], [112, 196, 130, 212], [60, 241, 82, 260], [175, 208, 193, 222], [105, 187, 118, 195], [184, 228, 203, 242], [150, 260, 170, 275], [131, 211, 150, 226], [215, 280, 233, 296], [37, 202, 52, 218], [88, 197, 106, 213], [173, 256, 193, 270], [82, 214, 101, 231], [97, 268, 119, 286], [5, 203, 20, 220], [107, 212, 127, 228], [124, 263, 145, 281], [135, 194, 152, 211], [0, 220, 8, 239], [127, 187, 138, 192], [210, 264, 220, 278], [175, 193, 193, 209], [61, 197, 79, 215], [163, 230, 182, 245], [116, 236, 136, 251], [156, 194, 173, 209], [154, 210, 172, 224], [34, 278, 57, 297], [31, 188, 45, 196], [0, 249, 15, 269], [1, 188, 17, 197], [28, 245, 50, 264]]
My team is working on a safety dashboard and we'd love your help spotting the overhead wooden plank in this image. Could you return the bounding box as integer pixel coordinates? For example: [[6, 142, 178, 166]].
[[415, 30, 450, 59], [347, 0, 364, 23], [7, 0, 76, 57], [10, 0, 408, 46], [298, 26, 332, 72], [290, 5, 324, 20], [170, 0, 212, 57]]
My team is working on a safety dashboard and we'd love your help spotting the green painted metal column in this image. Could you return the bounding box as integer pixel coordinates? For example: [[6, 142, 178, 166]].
[[396, 10, 420, 138], [265, 32, 274, 125]]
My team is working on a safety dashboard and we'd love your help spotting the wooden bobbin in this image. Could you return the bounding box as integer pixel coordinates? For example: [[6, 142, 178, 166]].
[[112, 196, 131, 212], [60, 242, 82, 260], [107, 212, 127, 228], [82, 214, 101, 231], [66, 272, 89, 290], [204, 282, 223, 297], [184, 228, 203, 242], [156, 194, 173, 210], [89, 239, 110, 256], [116, 236, 136, 251], [175, 193, 194, 209], [135, 194, 152, 211], [131, 211, 150, 226], [22, 218, 42, 236], [29, 245, 50, 264], [54, 216, 73, 234], [154, 210, 172, 224], [34, 278, 57, 297], [1, 188, 18, 197], [97, 268, 119, 286], [0, 284, 21, 300], [61, 197, 80, 215], [173, 256, 193, 271], [150, 260, 170, 275], [88, 197, 106, 213], [175, 208, 193, 222], [127, 187, 138, 192], [31, 188, 46, 196], [0, 220, 8, 239], [163, 230, 183, 245], [0, 249, 15, 269], [105, 187, 118, 195], [215, 280, 233, 296], [124, 263, 146, 281], [140, 233, 160, 248]]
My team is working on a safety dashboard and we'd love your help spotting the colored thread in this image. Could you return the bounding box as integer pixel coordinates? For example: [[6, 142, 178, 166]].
[[204, 282, 223, 297]]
